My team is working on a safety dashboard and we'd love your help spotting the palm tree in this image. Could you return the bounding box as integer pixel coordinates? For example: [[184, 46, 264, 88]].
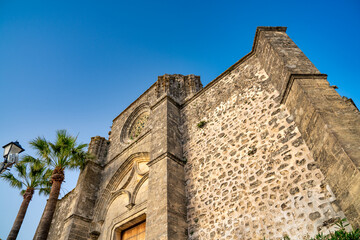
[[1, 158, 51, 240], [31, 130, 90, 240]]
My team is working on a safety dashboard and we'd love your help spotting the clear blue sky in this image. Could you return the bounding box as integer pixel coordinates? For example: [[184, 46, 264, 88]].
[[0, 0, 359, 238]]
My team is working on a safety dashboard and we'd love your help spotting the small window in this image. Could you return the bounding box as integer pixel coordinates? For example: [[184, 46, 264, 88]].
[[121, 221, 146, 240]]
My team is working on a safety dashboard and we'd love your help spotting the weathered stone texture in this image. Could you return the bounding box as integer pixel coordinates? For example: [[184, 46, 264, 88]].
[[47, 190, 77, 239], [147, 156, 187, 240], [283, 75, 360, 227], [254, 27, 320, 98], [146, 94, 187, 240], [254, 27, 360, 228], [46, 27, 359, 240], [155, 74, 202, 104], [181, 57, 349, 239]]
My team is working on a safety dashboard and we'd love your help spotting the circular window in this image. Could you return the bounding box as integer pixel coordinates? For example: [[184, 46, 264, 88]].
[[120, 104, 151, 144], [128, 112, 149, 140]]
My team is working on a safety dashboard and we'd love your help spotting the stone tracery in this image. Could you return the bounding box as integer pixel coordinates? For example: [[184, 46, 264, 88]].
[[90, 152, 149, 237], [128, 112, 149, 140]]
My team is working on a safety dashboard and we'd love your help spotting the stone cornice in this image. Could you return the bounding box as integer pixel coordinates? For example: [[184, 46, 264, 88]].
[[148, 151, 185, 167], [281, 73, 328, 104], [85, 159, 105, 169], [150, 95, 181, 110], [64, 213, 92, 224]]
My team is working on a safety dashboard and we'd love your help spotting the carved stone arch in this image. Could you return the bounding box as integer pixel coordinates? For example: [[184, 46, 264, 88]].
[[92, 152, 150, 231], [120, 103, 151, 144], [129, 173, 148, 205], [110, 189, 132, 207]]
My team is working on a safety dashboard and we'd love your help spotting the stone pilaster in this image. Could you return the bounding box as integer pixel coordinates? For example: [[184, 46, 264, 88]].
[[146, 75, 196, 239]]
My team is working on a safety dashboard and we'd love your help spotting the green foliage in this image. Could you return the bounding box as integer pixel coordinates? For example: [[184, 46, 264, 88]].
[[197, 120, 207, 128], [0, 159, 51, 196], [263, 219, 359, 240], [309, 219, 360, 240], [29, 129, 92, 172]]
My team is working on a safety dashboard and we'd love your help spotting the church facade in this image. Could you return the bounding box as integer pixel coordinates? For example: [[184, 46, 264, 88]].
[[47, 27, 360, 240]]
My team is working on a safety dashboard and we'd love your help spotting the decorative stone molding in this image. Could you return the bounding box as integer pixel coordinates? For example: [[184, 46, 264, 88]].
[[120, 103, 151, 144], [92, 152, 149, 234]]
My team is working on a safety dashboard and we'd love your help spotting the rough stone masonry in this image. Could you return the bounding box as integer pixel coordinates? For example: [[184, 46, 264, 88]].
[[45, 27, 360, 240]]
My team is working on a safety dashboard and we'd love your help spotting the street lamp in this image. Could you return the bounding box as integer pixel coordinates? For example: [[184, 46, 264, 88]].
[[0, 141, 25, 174]]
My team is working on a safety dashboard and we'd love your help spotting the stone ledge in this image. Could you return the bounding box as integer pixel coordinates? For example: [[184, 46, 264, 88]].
[[281, 73, 328, 104], [64, 214, 92, 225], [148, 151, 185, 167], [150, 95, 181, 110], [256, 26, 287, 33]]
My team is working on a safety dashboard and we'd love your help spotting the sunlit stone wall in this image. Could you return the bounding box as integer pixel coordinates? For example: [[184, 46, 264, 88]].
[[181, 56, 347, 240]]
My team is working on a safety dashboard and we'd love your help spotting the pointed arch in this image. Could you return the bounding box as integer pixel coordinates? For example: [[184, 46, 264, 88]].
[[92, 152, 150, 230]]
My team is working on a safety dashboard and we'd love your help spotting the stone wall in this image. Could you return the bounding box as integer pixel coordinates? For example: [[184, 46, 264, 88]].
[[283, 75, 360, 227], [87, 73, 200, 240], [254, 27, 360, 227], [46, 27, 360, 240], [181, 55, 349, 239], [91, 87, 154, 239], [47, 190, 77, 239]]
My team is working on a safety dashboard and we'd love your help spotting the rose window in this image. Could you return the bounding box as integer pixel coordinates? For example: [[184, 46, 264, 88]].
[[128, 112, 149, 140]]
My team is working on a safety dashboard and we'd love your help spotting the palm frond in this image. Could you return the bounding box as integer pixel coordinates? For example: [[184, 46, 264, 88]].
[[56, 129, 68, 140], [38, 187, 51, 196], [29, 137, 50, 160], [21, 155, 40, 164], [74, 143, 88, 152], [38, 175, 52, 196], [2, 153, 54, 198], [1, 172, 23, 189], [44, 169, 53, 180], [29, 129, 89, 174], [68, 143, 90, 170], [14, 163, 27, 179], [29, 163, 45, 181], [56, 130, 75, 149], [21, 155, 43, 171]]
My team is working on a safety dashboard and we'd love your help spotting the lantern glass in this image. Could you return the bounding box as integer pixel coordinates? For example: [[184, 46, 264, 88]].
[[2, 141, 24, 159], [8, 153, 19, 164], [3, 144, 12, 158]]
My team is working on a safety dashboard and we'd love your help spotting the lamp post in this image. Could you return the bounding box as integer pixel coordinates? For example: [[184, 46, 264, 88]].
[[0, 141, 25, 174]]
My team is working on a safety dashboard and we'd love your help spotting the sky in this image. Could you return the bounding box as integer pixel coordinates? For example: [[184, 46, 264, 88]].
[[0, 0, 359, 239]]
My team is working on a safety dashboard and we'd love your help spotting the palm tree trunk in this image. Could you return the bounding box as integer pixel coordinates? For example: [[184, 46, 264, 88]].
[[33, 168, 64, 240], [7, 188, 34, 240]]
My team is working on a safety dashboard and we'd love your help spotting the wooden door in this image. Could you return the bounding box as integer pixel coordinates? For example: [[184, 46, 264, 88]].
[[121, 222, 146, 240]]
